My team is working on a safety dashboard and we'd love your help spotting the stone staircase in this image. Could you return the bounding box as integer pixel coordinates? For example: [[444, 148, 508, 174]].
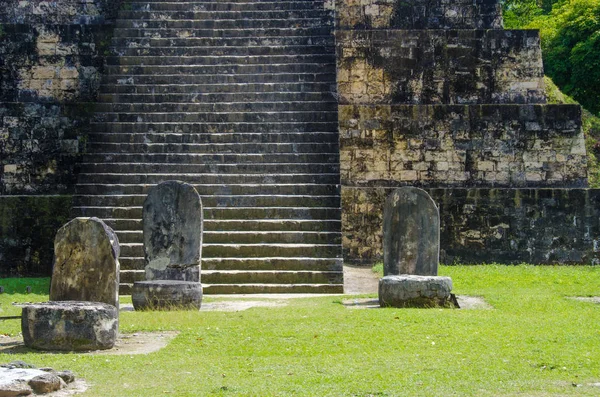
[[72, 0, 343, 294]]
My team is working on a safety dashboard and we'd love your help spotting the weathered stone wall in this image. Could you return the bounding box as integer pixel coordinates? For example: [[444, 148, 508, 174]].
[[0, 1, 114, 275], [340, 104, 587, 188], [0, 195, 72, 277], [336, 0, 594, 265], [336, 30, 546, 105], [0, 25, 109, 194], [336, 0, 503, 30], [343, 187, 600, 265], [0, 0, 122, 24]]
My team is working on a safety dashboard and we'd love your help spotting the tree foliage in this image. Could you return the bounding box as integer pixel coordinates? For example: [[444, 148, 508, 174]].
[[503, 0, 600, 115]]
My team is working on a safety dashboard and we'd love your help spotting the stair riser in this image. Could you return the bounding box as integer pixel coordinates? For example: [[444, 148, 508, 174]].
[[119, 243, 340, 258], [79, 162, 338, 174], [113, 27, 332, 39], [97, 92, 336, 103], [113, 46, 334, 57], [117, 10, 334, 20], [204, 232, 342, 245], [87, 142, 339, 154], [102, 72, 336, 84], [81, 153, 339, 164], [93, 112, 337, 123], [73, 207, 341, 220], [124, 2, 327, 12], [115, 18, 332, 30], [203, 271, 343, 284], [203, 220, 341, 232], [75, 195, 341, 208], [116, 231, 341, 245], [90, 121, 338, 133], [202, 284, 343, 294], [100, 82, 334, 93], [93, 102, 337, 113], [203, 257, 342, 271], [119, 257, 342, 271], [76, 184, 340, 196], [76, 173, 339, 184], [87, 132, 339, 144], [203, 244, 342, 258], [111, 36, 334, 47]]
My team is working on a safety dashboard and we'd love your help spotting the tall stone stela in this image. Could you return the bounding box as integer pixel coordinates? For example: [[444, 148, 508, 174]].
[[143, 180, 203, 282], [383, 187, 440, 276], [50, 217, 120, 308]]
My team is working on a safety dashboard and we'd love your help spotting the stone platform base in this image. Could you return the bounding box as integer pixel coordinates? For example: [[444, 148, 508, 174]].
[[379, 275, 453, 308], [21, 301, 118, 351], [132, 280, 203, 310]]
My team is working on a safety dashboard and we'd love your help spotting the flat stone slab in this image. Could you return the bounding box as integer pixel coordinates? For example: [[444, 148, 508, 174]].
[[21, 301, 118, 351], [132, 280, 202, 310], [379, 275, 453, 308]]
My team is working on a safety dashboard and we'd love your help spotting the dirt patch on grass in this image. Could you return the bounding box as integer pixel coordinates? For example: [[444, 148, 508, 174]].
[[344, 265, 379, 294], [342, 296, 491, 309], [568, 296, 600, 304], [0, 331, 178, 356]]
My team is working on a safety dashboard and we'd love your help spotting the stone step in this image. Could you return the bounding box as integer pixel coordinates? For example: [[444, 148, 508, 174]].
[[75, 183, 339, 196], [116, 230, 340, 245], [205, 231, 342, 244], [101, 82, 333, 95], [117, 10, 334, 20], [203, 256, 342, 271], [81, 152, 339, 164], [93, 102, 337, 113], [105, 54, 334, 66], [119, 269, 342, 285], [119, 253, 343, 272], [72, 206, 343, 222], [202, 283, 343, 294], [114, 18, 331, 30], [123, 0, 328, 3], [92, 111, 337, 123], [87, 132, 338, 144], [112, 45, 334, 57], [102, 72, 336, 85], [203, 243, 342, 258], [73, 194, 341, 208], [124, 1, 327, 12], [105, 219, 340, 234], [97, 92, 336, 104], [72, 206, 341, 220], [118, 282, 343, 295], [112, 27, 332, 39], [78, 162, 339, 174], [89, 121, 338, 133], [111, 36, 333, 48], [86, 141, 339, 154], [118, 242, 340, 258], [76, 176, 339, 189]]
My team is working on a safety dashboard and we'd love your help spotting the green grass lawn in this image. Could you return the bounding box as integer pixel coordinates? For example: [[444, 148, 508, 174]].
[[1, 265, 599, 396]]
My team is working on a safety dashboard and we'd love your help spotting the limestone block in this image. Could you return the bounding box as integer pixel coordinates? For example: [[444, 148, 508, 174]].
[[378, 275, 453, 308], [50, 217, 120, 308], [143, 180, 203, 281], [21, 301, 118, 351], [383, 187, 440, 276]]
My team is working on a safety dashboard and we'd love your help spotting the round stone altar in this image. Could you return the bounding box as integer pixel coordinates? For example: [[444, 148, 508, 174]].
[[379, 275, 453, 308], [132, 280, 203, 310], [21, 301, 118, 351]]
